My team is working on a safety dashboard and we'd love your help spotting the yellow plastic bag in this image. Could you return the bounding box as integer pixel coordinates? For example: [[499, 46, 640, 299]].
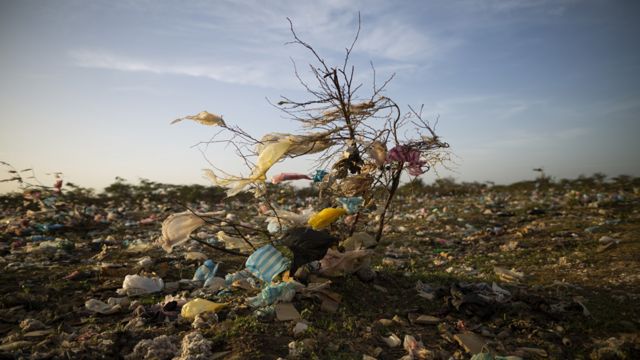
[[204, 139, 292, 197], [180, 298, 226, 319], [308, 207, 347, 230]]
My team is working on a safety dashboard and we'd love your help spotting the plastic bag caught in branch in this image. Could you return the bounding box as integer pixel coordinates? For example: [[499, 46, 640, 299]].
[[171, 111, 226, 127], [204, 139, 293, 197], [257, 132, 334, 157], [308, 207, 346, 230], [158, 211, 208, 253], [387, 145, 428, 176], [271, 172, 311, 184]]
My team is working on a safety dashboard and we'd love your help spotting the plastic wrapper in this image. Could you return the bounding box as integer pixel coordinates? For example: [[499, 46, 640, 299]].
[[245, 245, 291, 283], [180, 298, 226, 320], [171, 111, 225, 126], [337, 197, 363, 214], [119, 274, 164, 296], [85, 298, 121, 315], [307, 207, 346, 230], [318, 248, 373, 277], [158, 211, 206, 253]]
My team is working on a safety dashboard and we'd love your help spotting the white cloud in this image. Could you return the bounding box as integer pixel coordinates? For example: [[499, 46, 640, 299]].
[[69, 49, 280, 87]]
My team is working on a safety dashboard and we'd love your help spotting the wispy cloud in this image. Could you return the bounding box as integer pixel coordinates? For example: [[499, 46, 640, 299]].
[[69, 49, 279, 87]]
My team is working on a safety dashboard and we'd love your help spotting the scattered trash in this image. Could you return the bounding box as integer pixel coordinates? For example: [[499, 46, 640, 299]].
[[192, 259, 219, 287], [383, 333, 401, 348], [180, 298, 226, 320], [85, 298, 121, 315], [118, 274, 164, 296], [275, 302, 301, 321]]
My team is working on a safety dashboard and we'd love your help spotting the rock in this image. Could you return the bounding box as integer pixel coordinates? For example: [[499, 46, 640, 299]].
[[19, 318, 47, 332], [383, 333, 401, 348], [293, 322, 309, 337], [414, 315, 441, 325], [454, 332, 489, 354], [275, 302, 301, 321]]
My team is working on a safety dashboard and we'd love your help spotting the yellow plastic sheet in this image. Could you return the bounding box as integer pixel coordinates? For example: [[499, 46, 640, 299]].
[[257, 132, 334, 157], [307, 207, 347, 230], [180, 298, 226, 319]]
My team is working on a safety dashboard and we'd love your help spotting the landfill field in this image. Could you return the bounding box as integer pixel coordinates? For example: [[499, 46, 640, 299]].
[[1, 176, 639, 360]]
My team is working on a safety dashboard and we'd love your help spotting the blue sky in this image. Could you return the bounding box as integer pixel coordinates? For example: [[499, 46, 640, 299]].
[[1, 0, 639, 193]]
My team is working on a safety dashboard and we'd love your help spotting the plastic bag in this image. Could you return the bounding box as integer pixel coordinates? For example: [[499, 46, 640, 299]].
[[257, 132, 334, 157], [307, 207, 346, 230], [192, 259, 219, 287], [280, 227, 338, 274], [180, 298, 226, 319], [158, 212, 205, 253], [318, 248, 373, 277], [119, 274, 164, 296], [245, 245, 291, 283], [271, 172, 311, 184], [217, 231, 260, 251], [367, 141, 387, 167], [204, 139, 292, 197], [337, 197, 363, 214], [85, 298, 121, 315], [171, 111, 225, 126], [312, 169, 328, 183], [246, 281, 301, 308]]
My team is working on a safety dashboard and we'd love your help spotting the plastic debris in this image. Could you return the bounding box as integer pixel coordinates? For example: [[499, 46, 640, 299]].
[[493, 267, 525, 283], [403, 335, 430, 359], [319, 248, 373, 277], [246, 281, 301, 308], [341, 232, 376, 251], [118, 274, 164, 296], [192, 259, 219, 287], [308, 207, 346, 230], [204, 138, 292, 197], [313, 169, 328, 182], [387, 145, 428, 176], [280, 227, 338, 274], [275, 302, 301, 321], [245, 244, 291, 282], [158, 211, 206, 252], [337, 196, 363, 214], [85, 298, 121, 315], [271, 172, 311, 184], [180, 298, 226, 320], [171, 111, 226, 126]]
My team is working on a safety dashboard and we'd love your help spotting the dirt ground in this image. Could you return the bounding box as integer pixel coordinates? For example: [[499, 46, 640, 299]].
[[1, 177, 639, 359]]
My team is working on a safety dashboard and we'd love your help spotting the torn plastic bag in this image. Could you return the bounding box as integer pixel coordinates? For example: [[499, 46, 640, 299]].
[[271, 172, 311, 184], [387, 145, 428, 176], [341, 232, 376, 251], [279, 227, 338, 274], [337, 197, 363, 214], [204, 139, 292, 197], [119, 274, 164, 296], [224, 269, 259, 288], [307, 207, 346, 230], [158, 211, 209, 253], [257, 132, 334, 157], [180, 298, 226, 319], [246, 281, 302, 308], [245, 245, 291, 283], [265, 208, 313, 234], [319, 248, 373, 277], [192, 259, 219, 287], [85, 298, 121, 315], [171, 111, 226, 126]]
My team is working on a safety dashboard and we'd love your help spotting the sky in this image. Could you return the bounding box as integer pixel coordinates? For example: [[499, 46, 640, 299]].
[[1, 0, 639, 193]]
